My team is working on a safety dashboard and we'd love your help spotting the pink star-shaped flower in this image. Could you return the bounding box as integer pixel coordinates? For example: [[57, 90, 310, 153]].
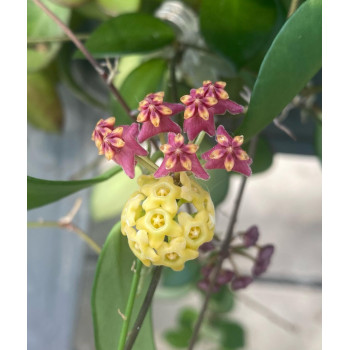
[[92, 120, 147, 179], [91, 117, 115, 151], [180, 88, 218, 140], [201, 125, 252, 176], [202, 80, 244, 115], [154, 133, 209, 179], [137, 92, 184, 142]]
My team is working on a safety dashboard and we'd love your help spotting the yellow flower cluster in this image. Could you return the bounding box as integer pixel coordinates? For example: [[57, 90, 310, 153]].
[[121, 173, 215, 271]]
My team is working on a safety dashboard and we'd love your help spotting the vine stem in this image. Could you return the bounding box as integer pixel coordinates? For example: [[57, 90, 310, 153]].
[[27, 221, 101, 254], [187, 136, 258, 350], [117, 259, 143, 350], [31, 0, 133, 119], [27, 33, 89, 44], [124, 266, 163, 350]]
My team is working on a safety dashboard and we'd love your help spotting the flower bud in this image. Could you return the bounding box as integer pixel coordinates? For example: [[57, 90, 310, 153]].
[[231, 276, 253, 290], [242, 225, 259, 247], [252, 244, 275, 276]]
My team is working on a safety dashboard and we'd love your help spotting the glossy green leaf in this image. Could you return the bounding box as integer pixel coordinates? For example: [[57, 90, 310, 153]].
[[96, 0, 140, 16], [111, 58, 168, 125], [27, 166, 122, 210], [237, 0, 322, 140], [92, 222, 155, 350], [162, 260, 200, 288], [90, 167, 142, 221], [27, 70, 63, 132], [27, 0, 71, 72], [200, 0, 279, 67], [75, 13, 175, 59], [211, 318, 244, 349], [314, 122, 322, 162]]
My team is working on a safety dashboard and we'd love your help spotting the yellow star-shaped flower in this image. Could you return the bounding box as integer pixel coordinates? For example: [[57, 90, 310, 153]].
[[121, 192, 145, 235], [136, 208, 183, 249], [178, 210, 214, 249], [127, 229, 160, 266], [140, 176, 181, 216], [154, 237, 198, 271]]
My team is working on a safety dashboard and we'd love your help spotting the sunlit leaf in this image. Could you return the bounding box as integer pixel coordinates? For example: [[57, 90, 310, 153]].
[[27, 166, 122, 210], [28, 70, 63, 132], [236, 0, 322, 139], [75, 13, 175, 58], [111, 58, 168, 125], [96, 0, 140, 16], [90, 167, 142, 222], [27, 0, 71, 71], [92, 222, 155, 350]]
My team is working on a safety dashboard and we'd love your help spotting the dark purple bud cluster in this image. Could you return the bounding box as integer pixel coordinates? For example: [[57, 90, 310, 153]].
[[197, 225, 275, 293]]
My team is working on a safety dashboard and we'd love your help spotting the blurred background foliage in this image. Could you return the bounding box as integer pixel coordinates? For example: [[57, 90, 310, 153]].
[[27, 0, 321, 349]]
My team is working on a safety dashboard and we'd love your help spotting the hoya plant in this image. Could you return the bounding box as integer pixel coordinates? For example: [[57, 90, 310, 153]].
[[27, 0, 321, 349]]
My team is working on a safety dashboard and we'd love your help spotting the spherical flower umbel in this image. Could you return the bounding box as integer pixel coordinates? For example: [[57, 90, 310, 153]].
[[137, 92, 184, 142], [92, 119, 147, 179], [202, 125, 252, 176], [154, 133, 209, 180], [121, 174, 215, 270]]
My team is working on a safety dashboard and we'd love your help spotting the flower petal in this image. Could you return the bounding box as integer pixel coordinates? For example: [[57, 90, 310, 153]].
[[180, 94, 194, 105], [184, 109, 215, 140], [209, 148, 226, 159], [150, 110, 160, 127], [198, 103, 209, 120], [137, 109, 149, 123], [156, 104, 172, 116], [138, 118, 181, 143], [184, 104, 196, 119], [232, 135, 244, 147], [180, 154, 192, 170], [182, 144, 198, 154], [160, 144, 173, 154], [165, 154, 177, 170], [224, 153, 234, 171], [202, 96, 218, 107]]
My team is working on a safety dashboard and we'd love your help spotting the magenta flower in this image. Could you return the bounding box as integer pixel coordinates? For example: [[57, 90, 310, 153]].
[[137, 92, 184, 142], [92, 120, 147, 179], [202, 80, 244, 115], [201, 125, 252, 176], [180, 88, 218, 140], [154, 133, 209, 179]]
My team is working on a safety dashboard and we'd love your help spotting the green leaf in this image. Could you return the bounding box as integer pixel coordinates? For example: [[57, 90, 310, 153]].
[[90, 167, 142, 221], [27, 0, 71, 72], [96, 0, 140, 16], [236, 0, 322, 140], [314, 122, 322, 162], [111, 58, 168, 125], [75, 13, 175, 59], [245, 136, 274, 174], [50, 0, 90, 7], [209, 285, 234, 313], [27, 70, 63, 132], [27, 166, 122, 210], [200, 0, 280, 68], [178, 308, 198, 328], [212, 318, 245, 349], [162, 260, 200, 288], [164, 327, 192, 348], [92, 222, 155, 350]]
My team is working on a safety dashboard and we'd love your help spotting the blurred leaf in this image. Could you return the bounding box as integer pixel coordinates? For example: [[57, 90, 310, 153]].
[[244, 136, 274, 175], [164, 307, 198, 348], [113, 55, 144, 88], [236, 0, 322, 140], [164, 327, 192, 348], [314, 122, 322, 162], [90, 167, 142, 221], [27, 166, 122, 210], [112, 58, 168, 125], [49, 0, 90, 7], [74, 1, 110, 20], [211, 318, 245, 349], [200, 0, 279, 68], [57, 44, 108, 109], [140, 0, 163, 13], [27, 0, 71, 71], [92, 222, 155, 350], [209, 285, 234, 313], [96, 0, 140, 16], [75, 13, 175, 58], [27, 70, 63, 132], [162, 260, 200, 288]]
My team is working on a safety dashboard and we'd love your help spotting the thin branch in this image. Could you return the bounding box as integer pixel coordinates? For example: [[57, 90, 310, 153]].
[[32, 0, 133, 119], [124, 266, 163, 350], [28, 221, 101, 254], [27, 33, 89, 44], [187, 137, 258, 350], [288, 0, 300, 18]]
